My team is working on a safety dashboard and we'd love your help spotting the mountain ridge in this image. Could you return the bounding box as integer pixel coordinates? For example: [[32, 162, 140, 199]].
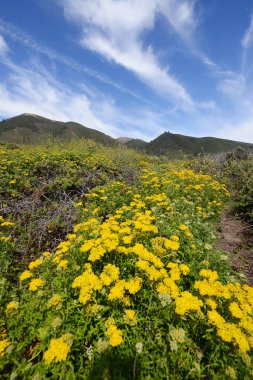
[[0, 113, 252, 156]]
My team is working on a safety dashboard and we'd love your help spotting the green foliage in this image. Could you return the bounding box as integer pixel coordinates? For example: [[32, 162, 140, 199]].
[[0, 114, 115, 145], [146, 132, 252, 157], [224, 157, 253, 222], [0, 140, 253, 379], [190, 148, 253, 223]]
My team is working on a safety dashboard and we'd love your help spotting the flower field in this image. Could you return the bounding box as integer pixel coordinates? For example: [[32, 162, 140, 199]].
[[0, 140, 252, 379]]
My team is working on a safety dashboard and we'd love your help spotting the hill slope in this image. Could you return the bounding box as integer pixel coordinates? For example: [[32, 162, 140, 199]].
[[146, 131, 253, 157], [0, 114, 115, 145], [1, 114, 252, 155]]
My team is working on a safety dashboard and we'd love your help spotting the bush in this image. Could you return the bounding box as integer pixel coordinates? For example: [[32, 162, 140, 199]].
[[1, 141, 253, 379]]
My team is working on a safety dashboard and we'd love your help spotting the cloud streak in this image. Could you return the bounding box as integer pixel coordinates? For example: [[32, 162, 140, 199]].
[[0, 18, 150, 104], [0, 34, 8, 55], [60, 0, 198, 110]]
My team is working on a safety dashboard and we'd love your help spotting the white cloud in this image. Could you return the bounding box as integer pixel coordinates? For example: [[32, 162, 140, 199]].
[[158, 0, 197, 42], [218, 72, 245, 99], [0, 34, 8, 55], [242, 14, 253, 50], [0, 59, 119, 136], [0, 56, 170, 140], [216, 119, 253, 144], [0, 18, 149, 104], [60, 0, 196, 110]]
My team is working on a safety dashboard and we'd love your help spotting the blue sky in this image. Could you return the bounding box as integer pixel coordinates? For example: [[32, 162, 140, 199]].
[[0, 0, 253, 142]]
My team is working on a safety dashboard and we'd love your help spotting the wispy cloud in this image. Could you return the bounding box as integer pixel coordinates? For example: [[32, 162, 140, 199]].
[[242, 13, 253, 50], [0, 18, 150, 104], [241, 13, 253, 78], [0, 34, 8, 55], [0, 54, 170, 140], [60, 0, 198, 110], [0, 57, 117, 134], [158, 0, 197, 43]]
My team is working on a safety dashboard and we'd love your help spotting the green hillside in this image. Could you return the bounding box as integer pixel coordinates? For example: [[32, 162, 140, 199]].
[[0, 114, 115, 146], [125, 138, 148, 150], [146, 131, 253, 157], [1, 114, 252, 156]]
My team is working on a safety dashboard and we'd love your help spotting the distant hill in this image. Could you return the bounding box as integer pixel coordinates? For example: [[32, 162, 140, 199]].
[[0, 114, 115, 145], [146, 131, 253, 157], [125, 139, 148, 150], [116, 137, 133, 144], [1, 114, 252, 156]]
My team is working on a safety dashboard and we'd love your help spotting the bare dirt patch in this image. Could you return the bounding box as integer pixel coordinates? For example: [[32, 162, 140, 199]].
[[217, 209, 253, 285]]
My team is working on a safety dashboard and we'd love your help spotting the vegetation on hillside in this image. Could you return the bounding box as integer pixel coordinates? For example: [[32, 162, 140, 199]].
[[0, 114, 115, 145], [1, 114, 252, 157], [146, 131, 253, 157], [0, 140, 253, 379], [190, 147, 253, 224]]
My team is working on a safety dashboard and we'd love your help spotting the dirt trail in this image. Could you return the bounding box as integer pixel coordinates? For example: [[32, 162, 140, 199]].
[[217, 209, 253, 285]]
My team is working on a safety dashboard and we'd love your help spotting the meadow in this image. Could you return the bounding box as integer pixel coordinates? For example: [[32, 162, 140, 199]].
[[0, 139, 252, 379]]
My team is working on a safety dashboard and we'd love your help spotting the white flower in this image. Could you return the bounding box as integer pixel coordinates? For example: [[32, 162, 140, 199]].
[[170, 341, 178, 352], [86, 345, 93, 360], [135, 342, 143, 354]]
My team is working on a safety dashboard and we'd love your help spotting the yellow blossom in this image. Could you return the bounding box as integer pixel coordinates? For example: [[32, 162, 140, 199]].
[[105, 325, 123, 347], [29, 278, 45, 291], [125, 277, 142, 294], [1, 221, 14, 227], [6, 301, 19, 311], [48, 295, 62, 308], [57, 259, 68, 270], [43, 334, 73, 364], [0, 339, 11, 357], [175, 291, 203, 316], [28, 258, 43, 270], [20, 270, 32, 281], [42, 251, 51, 258]]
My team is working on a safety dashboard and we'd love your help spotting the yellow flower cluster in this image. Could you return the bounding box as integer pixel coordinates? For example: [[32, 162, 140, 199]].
[[124, 309, 137, 326], [0, 339, 11, 357], [48, 295, 62, 308], [6, 301, 19, 311], [20, 270, 32, 281], [192, 270, 253, 352], [29, 278, 45, 291], [105, 318, 123, 347], [28, 258, 43, 270], [1, 221, 14, 227], [43, 333, 73, 364], [175, 291, 203, 316]]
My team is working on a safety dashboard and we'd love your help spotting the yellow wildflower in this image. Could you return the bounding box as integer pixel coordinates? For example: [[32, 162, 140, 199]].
[[108, 280, 126, 301], [42, 251, 51, 258], [205, 298, 217, 310], [199, 269, 218, 283], [179, 224, 189, 231], [88, 245, 106, 262], [1, 221, 14, 227], [29, 278, 45, 291], [43, 334, 73, 364], [125, 277, 142, 294], [28, 258, 43, 270], [0, 339, 11, 357], [105, 325, 123, 347], [175, 291, 203, 316], [6, 301, 19, 311], [20, 270, 32, 281], [48, 295, 62, 308], [57, 259, 68, 270], [1, 236, 10, 242], [124, 309, 137, 326]]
